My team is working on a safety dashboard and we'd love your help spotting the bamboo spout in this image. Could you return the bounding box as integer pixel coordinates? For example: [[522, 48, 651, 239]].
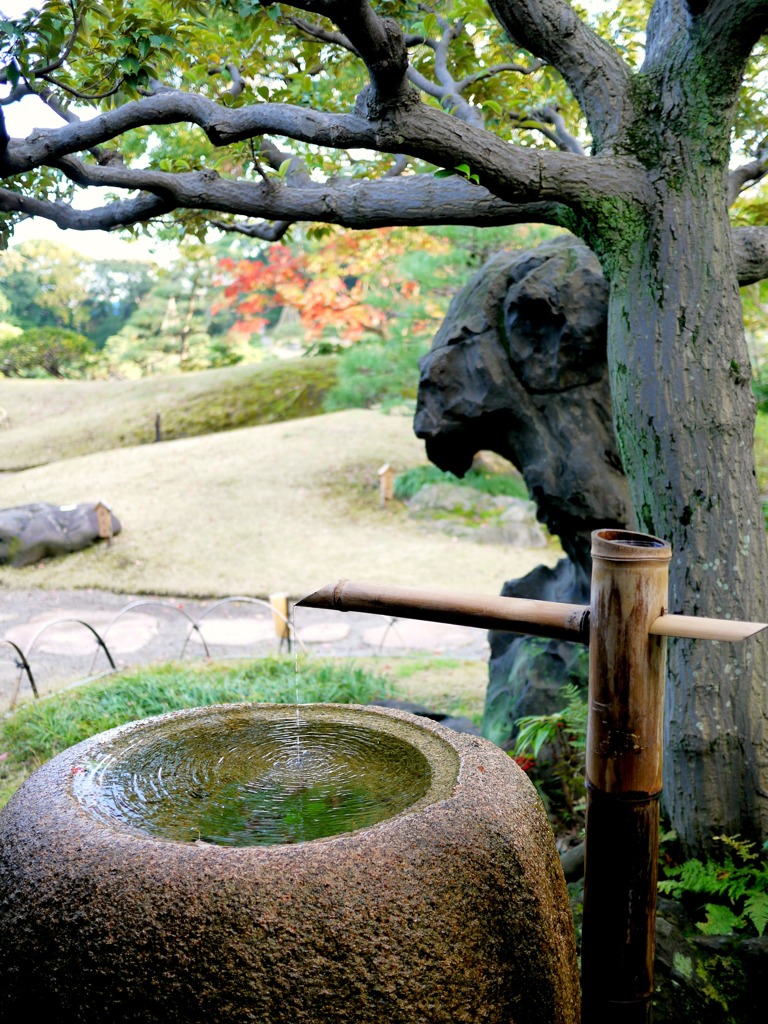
[[298, 580, 591, 644], [299, 580, 768, 645]]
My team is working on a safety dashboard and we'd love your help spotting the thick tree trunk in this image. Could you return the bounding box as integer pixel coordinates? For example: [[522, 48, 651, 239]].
[[605, 173, 768, 855]]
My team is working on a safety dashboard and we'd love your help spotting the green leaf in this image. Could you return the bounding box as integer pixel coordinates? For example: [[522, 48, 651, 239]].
[[696, 904, 743, 936], [744, 892, 768, 936], [276, 158, 292, 178], [433, 168, 454, 178]]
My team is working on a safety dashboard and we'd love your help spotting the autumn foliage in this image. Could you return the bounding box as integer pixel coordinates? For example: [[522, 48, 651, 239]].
[[217, 228, 449, 343]]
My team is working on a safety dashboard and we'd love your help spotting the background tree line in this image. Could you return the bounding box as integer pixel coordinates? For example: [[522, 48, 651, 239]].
[[0, 221, 550, 385]]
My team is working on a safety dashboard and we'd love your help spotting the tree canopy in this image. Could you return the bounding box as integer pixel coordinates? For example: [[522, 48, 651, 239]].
[[3, 0, 768, 860]]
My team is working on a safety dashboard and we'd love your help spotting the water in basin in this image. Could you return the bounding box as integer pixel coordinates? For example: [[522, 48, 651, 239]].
[[72, 710, 434, 847]]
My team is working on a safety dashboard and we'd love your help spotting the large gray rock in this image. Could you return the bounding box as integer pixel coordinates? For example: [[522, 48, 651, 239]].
[[414, 237, 632, 745], [0, 703, 579, 1024], [0, 502, 121, 567], [415, 236, 630, 569], [406, 482, 548, 547]]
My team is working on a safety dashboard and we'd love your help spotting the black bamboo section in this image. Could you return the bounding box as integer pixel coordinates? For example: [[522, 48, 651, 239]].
[[581, 787, 660, 1023]]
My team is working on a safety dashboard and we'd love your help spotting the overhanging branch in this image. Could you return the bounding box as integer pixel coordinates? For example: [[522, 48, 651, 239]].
[[487, 0, 632, 151], [0, 169, 574, 234], [0, 85, 642, 218]]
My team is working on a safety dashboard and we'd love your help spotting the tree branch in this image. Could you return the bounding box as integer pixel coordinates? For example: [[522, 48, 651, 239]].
[[280, 0, 416, 113], [733, 225, 768, 285], [486, 0, 633, 152], [288, 15, 358, 54], [208, 218, 292, 241], [523, 105, 585, 155], [31, 0, 80, 76], [645, 0, 768, 102], [0, 185, 173, 229], [696, 0, 768, 62], [455, 59, 545, 92], [0, 89, 644, 217], [0, 167, 574, 235], [728, 148, 768, 206]]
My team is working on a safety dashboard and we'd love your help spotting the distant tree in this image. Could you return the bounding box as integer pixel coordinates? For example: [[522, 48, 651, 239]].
[[81, 259, 154, 348], [219, 226, 452, 345], [0, 325, 98, 378], [0, 240, 91, 333], [104, 247, 238, 374], [0, 240, 154, 346]]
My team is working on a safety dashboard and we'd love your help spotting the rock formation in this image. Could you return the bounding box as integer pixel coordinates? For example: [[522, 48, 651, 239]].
[[414, 236, 632, 744]]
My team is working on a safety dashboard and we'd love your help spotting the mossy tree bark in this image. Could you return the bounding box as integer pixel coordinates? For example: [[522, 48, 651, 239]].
[[584, 9, 768, 851], [604, 192, 768, 850]]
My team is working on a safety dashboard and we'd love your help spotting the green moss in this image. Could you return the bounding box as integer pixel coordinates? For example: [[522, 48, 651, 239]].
[[575, 195, 650, 282], [161, 357, 339, 439]]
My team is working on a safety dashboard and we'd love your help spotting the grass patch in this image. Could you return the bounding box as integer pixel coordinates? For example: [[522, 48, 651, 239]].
[[0, 409, 552, 596], [0, 357, 338, 469], [368, 656, 488, 725], [394, 463, 529, 502], [0, 657, 390, 808]]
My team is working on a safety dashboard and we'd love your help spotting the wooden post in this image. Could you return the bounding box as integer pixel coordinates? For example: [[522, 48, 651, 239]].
[[378, 463, 395, 506], [269, 592, 290, 645], [581, 529, 672, 1023]]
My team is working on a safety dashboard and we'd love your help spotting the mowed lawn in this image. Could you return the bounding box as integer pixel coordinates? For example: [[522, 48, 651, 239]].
[[0, 408, 558, 598]]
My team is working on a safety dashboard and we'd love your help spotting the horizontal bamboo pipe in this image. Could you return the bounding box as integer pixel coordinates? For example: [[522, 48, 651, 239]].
[[298, 581, 590, 644], [298, 581, 767, 645]]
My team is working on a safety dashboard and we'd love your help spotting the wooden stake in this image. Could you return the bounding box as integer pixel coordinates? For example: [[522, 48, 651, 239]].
[[581, 529, 671, 1023], [269, 592, 290, 642], [378, 463, 395, 506]]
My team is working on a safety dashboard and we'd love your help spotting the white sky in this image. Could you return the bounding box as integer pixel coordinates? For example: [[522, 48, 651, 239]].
[[1, 1, 166, 261]]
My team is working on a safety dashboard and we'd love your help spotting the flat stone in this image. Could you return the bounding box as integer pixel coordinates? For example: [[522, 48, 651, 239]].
[[363, 618, 478, 650], [2, 610, 158, 656], [186, 618, 276, 646], [296, 622, 351, 643]]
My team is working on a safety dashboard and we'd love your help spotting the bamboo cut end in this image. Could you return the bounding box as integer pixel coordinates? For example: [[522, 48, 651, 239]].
[[296, 581, 346, 610], [649, 614, 768, 642], [591, 529, 671, 562]]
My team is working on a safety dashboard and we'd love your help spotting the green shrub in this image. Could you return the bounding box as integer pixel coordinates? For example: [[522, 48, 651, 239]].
[[394, 464, 529, 501], [323, 336, 427, 411], [513, 682, 588, 828]]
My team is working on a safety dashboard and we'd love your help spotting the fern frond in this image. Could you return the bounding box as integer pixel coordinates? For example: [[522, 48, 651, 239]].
[[696, 903, 744, 936], [744, 892, 768, 937]]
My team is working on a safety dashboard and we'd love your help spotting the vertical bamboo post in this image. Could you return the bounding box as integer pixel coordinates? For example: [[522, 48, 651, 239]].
[[581, 529, 671, 1023]]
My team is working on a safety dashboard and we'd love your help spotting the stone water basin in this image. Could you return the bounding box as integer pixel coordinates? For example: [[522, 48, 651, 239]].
[[0, 703, 579, 1023]]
